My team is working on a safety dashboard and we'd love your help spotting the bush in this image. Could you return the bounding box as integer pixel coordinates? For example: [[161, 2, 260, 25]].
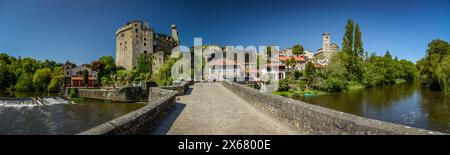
[[277, 79, 290, 91], [323, 77, 347, 92], [347, 80, 364, 90], [69, 88, 79, 98]]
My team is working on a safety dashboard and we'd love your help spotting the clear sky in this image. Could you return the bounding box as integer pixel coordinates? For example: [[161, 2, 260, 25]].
[[0, 0, 449, 65]]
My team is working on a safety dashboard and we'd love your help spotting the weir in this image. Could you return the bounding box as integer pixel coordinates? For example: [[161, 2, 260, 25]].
[[0, 97, 72, 107]]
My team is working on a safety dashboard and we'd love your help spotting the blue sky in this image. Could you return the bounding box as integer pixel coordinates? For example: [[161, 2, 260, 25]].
[[0, 0, 449, 65]]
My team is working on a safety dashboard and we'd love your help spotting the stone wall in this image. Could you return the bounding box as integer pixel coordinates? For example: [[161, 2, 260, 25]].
[[159, 81, 193, 96], [220, 81, 443, 135], [78, 88, 177, 135], [77, 86, 144, 102]]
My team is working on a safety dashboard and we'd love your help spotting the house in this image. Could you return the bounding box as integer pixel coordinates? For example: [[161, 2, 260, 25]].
[[206, 58, 243, 81], [63, 61, 97, 88], [259, 63, 286, 81], [279, 55, 306, 71]]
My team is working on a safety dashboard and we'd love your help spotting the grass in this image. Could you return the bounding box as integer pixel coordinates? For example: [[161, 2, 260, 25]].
[[347, 81, 364, 91], [273, 89, 326, 98], [395, 79, 407, 84], [272, 91, 294, 97]]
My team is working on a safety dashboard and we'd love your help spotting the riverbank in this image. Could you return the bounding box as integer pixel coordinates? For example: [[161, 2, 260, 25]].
[[287, 82, 450, 133], [273, 89, 326, 97]]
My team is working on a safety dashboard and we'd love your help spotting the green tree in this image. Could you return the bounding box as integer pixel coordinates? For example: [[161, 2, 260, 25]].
[[48, 75, 64, 92], [0, 61, 13, 89], [153, 54, 182, 86], [354, 24, 364, 57], [15, 73, 34, 91], [341, 19, 364, 82], [304, 61, 316, 86], [417, 39, 450, 93], [342, 19, 354, 55], [33, 68, 52, 91], [277, 79, 289, 91], [83, 69, 89, 87], [136, 53, 153, 75], [292, 44, 304, 56], [285, 57, 297, 72]]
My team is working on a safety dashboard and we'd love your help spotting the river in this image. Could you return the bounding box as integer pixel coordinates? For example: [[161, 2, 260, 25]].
[[294, 83, 450, 133], [0, 91, 145, 135]]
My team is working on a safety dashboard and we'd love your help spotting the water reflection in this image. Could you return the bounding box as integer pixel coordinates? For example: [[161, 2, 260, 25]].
[[295, 83, 450, 133]]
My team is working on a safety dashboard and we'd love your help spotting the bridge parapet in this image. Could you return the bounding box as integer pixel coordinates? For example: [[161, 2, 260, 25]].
[[220, 81, 444, 135], [78, 88, 177, 135]]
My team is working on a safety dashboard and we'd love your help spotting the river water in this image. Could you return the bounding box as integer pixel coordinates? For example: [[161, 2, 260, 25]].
[[0, 91, 145, 135], [294, 83, 450, 133]]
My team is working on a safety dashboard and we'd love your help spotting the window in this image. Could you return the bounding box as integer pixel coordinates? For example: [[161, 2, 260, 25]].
[[144, 38, 147, 41], [135, 29, 138, 33], [135, 24, 137, 27], [144, 51, 147, 54], [144, 43, 147, 46], [245, 53, 250, 63]]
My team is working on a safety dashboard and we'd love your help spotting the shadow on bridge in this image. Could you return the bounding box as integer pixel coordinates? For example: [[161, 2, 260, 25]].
[[183, 88, 193, 95], [151, 102, 186, 135]]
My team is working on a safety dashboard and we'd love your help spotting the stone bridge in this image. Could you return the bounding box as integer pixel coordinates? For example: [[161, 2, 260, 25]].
[[152, 83, 300, 135], [81, 81, 441, 135]]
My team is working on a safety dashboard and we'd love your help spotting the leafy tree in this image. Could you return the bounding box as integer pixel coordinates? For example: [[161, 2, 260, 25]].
[[0, 62, 13, 89], [48, 75, 64, 92], [285, 57, 297, 72], [342, 19, 354, 55], [354, 24, 364, 57], [32, 68, 52, 91], [153, 54, 181, 86], [304, 61, 316, 86], [136, 53, 153, 75], [292, 44, 304, 56], [417, 39, 450, 93], [341, 19, 364, 82], [83, 69, 89, 87], [15, 73, 34, 91]]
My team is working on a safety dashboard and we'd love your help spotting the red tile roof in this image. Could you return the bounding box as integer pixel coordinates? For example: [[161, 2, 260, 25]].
[[279, 56, 305, 61]]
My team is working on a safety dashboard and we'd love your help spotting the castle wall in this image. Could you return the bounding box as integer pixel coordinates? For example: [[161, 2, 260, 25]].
[[116, 20, 178, 71]]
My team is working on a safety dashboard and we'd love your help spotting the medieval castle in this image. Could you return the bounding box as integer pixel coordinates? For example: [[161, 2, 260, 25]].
[[116, 20, 179, 71]]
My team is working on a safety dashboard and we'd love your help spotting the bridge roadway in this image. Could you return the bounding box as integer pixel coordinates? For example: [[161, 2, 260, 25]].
[[152, 82, 300, 135]]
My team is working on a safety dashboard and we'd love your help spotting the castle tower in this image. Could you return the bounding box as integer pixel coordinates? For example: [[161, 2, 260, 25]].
[[171, 24, 179, 45], [322, 32, 331, 53], [145, 20, 149, 30]]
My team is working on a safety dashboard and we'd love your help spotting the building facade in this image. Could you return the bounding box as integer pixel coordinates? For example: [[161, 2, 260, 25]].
[[314, 33, 339, 65], [116, 20, 179, 71], [63, 62, 97, 87]]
